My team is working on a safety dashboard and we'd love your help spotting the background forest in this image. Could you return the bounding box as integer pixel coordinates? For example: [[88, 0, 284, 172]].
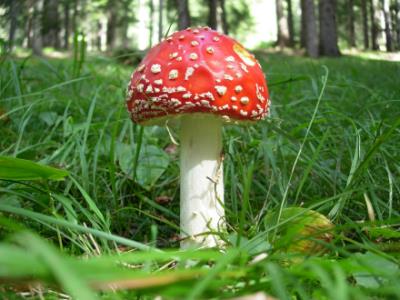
[[1, 0, 400, 56], [0, 0, 400, 300]]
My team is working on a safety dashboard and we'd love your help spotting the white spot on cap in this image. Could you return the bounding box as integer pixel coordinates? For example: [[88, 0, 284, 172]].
[[199, 92, 215, 101], [215, 85, 227, 96], [193, 29, 200, 34], [169, 69, 179, 80], [137, 64, 145, 72], [224, 74, 234, 81], [185, 67, 195, 80], [206, 47, 214, 54], [145, 85, 153, 93], [232, 105, 238, 110], [200, 100, 210, 107], [170, 98, 181, 106], [256, 84, 266, 102], [182, 102, 196, 108], [169, 52, 178, 59], [227, 64, 234, 69], [240, 97, 250, 105], [126, 89, 133, 100], [182, 92, 192, 99], [176, 57, 183, 61], [137, 83, 144, 92], [213, 36, 220, 42], [151, 64, 161, 74], [176, 86, 186, 92], [235, 85, 243, 93], [154, 88, 160, 93], [240, 110, 248, 116], [154, 79, 163, 85], [179, 35, 185, 40], [226, 56, 235, 62], [189, 53, 198, 60], [240, 63, 248, 73], [231, 96, 237, 101], [191, 40, 199, 46]]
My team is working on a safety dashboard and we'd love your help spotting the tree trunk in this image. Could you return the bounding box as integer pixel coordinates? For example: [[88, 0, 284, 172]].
[[303, 0, 319, 57], [32, 0, 43, 55], [361, 0, 370, 49], [106, 0, 117, 50], [348, 0, 356, 47], [300, 0, 306, 48], [42, 0, 60, 48], [177, 0, 190, 30], [120, 1, 129, 48], [72, 0, 79, 35], [64, 1, 70, 49], [382, 0, 393, 51], [149, 0, 154, 47], [276, 0, 290, 48], [319, 0, 340, 56], [25, 1, 34, 49], [96, 21, 102, 51], [208, 0, 218, 30], [287, 0, 295, 47], [8, 0, 19, 51], [158, 0, 164, 41], [369, 0, 380, 50], [219, 0, 229, 34], [396, 0, 400, 49]]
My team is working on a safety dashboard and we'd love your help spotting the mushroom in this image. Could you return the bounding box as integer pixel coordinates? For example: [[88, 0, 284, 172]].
[[125, 27, 270, 248]]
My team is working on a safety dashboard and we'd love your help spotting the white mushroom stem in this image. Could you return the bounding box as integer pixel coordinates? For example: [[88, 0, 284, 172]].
[[180, 115, 225, 248]]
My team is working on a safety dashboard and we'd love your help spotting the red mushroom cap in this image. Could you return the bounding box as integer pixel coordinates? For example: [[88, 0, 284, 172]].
[[126, 27, 270, 125]]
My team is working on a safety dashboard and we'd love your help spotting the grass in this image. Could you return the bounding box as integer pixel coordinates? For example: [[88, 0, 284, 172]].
[[0, 48, 399, 299]]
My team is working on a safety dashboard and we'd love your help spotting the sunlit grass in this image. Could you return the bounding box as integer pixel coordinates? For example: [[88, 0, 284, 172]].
[[0, 51, 399, 299]]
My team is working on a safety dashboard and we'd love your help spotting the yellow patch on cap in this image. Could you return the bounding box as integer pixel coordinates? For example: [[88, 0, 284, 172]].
[[233, 43, 256, 66]]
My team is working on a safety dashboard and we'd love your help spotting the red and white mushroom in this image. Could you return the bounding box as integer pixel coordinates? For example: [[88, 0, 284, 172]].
[[126, 27, 270, 248]]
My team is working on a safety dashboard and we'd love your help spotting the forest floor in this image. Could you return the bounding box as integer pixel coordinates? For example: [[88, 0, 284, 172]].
[[0, 51, 399, 299]]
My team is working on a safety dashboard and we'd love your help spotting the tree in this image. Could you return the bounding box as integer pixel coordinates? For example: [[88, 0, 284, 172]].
[[120, 0, 130, 49], [348, 0, 356, 47], [302, 0, 319, 57], [319, 0, 340, 56], [176, 0, 190, 30], [149, 0, 154, 47], [8, 0, 19, 51], [361, 0, 369, 49], [42, 0, 60, 48], [32, 0, 43, 55], [369, 0, 380, 50], [158, 0, 164, 41], [396, 0, 400, 49], [106, 0, 117, 50], [208, 0, 218, 30], [276, 0, 290, 48], [219, 0, 229, 34], [72, 0, 79, 35], [382, 0, 393, 51], [300, 0, 307, 47], [63, 0, 70, 49], [287, 0, 295, 47]]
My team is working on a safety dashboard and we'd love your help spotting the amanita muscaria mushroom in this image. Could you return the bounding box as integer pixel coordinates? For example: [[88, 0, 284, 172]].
[[126, 27, 270, 248]]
